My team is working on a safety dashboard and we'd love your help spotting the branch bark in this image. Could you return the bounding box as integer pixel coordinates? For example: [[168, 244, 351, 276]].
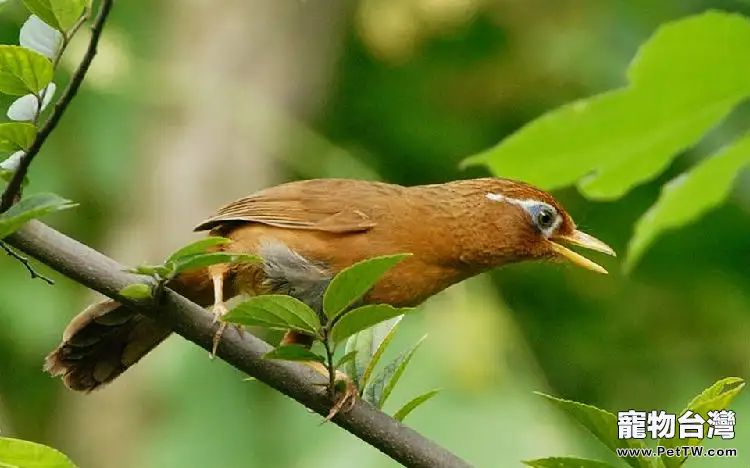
[[6, 221, 473, 468]]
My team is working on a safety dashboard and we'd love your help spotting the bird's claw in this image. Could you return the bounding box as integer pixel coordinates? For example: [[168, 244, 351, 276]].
[[324, 370, 358, 422], [210, 303, 230, 358]]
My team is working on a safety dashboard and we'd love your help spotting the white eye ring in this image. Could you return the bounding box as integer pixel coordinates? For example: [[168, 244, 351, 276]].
[[486, 193, 562, 237]]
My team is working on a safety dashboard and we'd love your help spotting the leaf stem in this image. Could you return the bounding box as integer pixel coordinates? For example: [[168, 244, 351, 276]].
[[323, 335, 336, 400]]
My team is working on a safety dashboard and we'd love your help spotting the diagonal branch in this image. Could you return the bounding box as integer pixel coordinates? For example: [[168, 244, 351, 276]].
[[0, 0, 114, 213], [6, 220, 473, 468]]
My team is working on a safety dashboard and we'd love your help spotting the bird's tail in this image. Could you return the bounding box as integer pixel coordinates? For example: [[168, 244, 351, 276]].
[[44, 268, 216, 392]]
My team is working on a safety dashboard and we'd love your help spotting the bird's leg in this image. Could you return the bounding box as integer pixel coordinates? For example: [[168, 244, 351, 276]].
[[281, 330, 357, 420], [210, 265, 230, 358]]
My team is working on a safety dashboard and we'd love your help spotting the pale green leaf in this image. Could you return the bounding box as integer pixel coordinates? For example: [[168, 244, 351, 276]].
[[462, 12, 750, 201], [0, 45, 53, 95], [167, 237, 231, 262], [536, 393, 653, 468], [118, 283, 152, 300], [330, 304, 412, 345], [659, 377, 744, 468], [393, 389, 440, 422], [0, 437, 77, 468], [22, 0, 86, 31], [344, 315, 402, 390], [364, 335, 425, 408], [263, 344, 325, 364], [523, 458, 619, 468], [626, 135, 750, 271], [0, 193, 76, 239], [323, 253, 410, 320], [171, 252, 260, 274], [223, 295, 320, 335], [335, 350, 357, 370], [0, 123, 36, 152]]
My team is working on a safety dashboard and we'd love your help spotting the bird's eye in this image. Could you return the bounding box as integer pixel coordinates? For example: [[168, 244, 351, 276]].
[[536, 207, 556, 230]]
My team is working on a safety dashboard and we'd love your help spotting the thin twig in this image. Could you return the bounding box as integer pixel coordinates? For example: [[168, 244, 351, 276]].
[[7, 221, 474, 468], [0, 241, 54, 284], [0, 0, 114, 212]]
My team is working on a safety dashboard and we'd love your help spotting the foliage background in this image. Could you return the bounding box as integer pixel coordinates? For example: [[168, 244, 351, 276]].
[[0, 0, 748, 466]]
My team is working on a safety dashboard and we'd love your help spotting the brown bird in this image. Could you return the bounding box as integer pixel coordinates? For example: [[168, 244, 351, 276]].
[[45, 178, 614, 394]]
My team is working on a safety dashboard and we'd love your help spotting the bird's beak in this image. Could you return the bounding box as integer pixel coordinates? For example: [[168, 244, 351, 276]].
[[549, 230, 616, 274]]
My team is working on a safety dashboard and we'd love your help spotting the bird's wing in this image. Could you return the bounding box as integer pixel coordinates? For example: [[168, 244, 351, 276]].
[[193, 179, 385, 233]]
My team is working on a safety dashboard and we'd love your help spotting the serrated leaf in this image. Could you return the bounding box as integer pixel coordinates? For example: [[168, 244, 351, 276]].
[[0, 437, 77, 468], [364, 335, 425, 408], [171, 252, 261, 274], [536, 393, 653, 468], [330, 304, 411, 345], [263, 344, 325, 363], [523, 458, 619, 468], [323, 253, 410, 320], [223, 295, 320, 335], [0, 123, 36, 152], [119, 283, 152, 300], [659, 377, 744, 468], [0, 193, 76, 239], [626, 135, 750, 272], [393, 389, 440, 422], [344, 316, 402, 390], [167, 237, 232, 262], [22, 0, 87, 31], [0, 45, 53, 96], [462, 12, 750, 201]]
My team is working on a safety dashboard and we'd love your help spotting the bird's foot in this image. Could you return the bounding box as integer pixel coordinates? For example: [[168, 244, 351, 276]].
[[211, 302, 230, 358], [325, 369, 358, 422]]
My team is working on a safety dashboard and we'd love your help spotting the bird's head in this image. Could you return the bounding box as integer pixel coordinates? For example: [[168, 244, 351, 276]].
[[446, 178, 615, 273]]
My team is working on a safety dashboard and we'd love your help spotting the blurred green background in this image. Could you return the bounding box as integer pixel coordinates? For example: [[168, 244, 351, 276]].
[[1, 0, 748, 466]]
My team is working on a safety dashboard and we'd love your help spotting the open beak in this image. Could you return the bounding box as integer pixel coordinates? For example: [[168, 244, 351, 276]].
[[549, 230, 616, 274]]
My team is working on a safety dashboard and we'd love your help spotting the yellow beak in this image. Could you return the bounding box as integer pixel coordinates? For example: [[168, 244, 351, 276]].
[[549, 230, 616, 274]]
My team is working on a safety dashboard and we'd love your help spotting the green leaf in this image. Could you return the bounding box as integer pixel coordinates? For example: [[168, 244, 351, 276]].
[[462, 12, 750, 201], [625, 134, 750, 272], [330, 304, 412, 345], [0, 123, 37, 152], [167, 237, 232, 262], [0, 193, 76, 239], [263, 344, 325, 364], [364, 335, 425, 408], [535, 393, 653, 468], [126, 264, 173, 279], [171, 252, 260, 274], [0, 46, 54, 96], [523, 458, 619, 468], [658, 377, 744, 468], [335, 350, 357, 370], [119, 283, 152, 300], [323, 253, 410, 320], [393, 389, 440, 422], [22, 0, 87, 31], [344, 316, 403, 391], [223, 295, 320, 335], [0, 170, 30, 187], [0, 437, 77, 468]]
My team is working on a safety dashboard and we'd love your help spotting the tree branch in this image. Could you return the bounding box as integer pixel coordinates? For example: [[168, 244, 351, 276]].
[[6, 221, 473, 468], [0, 240, 54, 284], [0, 0, 114, 212]]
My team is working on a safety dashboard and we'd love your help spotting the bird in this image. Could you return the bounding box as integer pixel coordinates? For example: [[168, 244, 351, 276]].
[[44, 177, 615, 397]]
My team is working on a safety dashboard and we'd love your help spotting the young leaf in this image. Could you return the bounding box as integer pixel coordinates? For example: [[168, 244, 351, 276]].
[[126, 264, 173, 279], [171, 252, 261, 274], [330, 304, 412, 345], [263, 344, 325, 364], [22, 0, 87, 31], [523, 458, 619, 468], [223, 295, 320, 335], [535, 393, 653, 468], [167, 237, 232, 262], [345, 315, 402, 390], [0, 193, 76, 239], [364, 335, 425, 408], [658, 377, 744, 468], [335, 350, 357, 370], [626, 134, 750, 272], [0, 45, 54, 96], [393, 389, 440, 422], [0, 123, 36, 152], [119, 283, 152, 300], [0, 437, 78, 468], [20, 15, 63, 60], [322, 253, 410, 320]]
